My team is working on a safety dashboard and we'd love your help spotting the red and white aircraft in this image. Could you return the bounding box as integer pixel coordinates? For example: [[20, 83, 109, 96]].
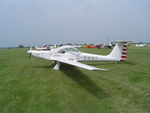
[[27, 41, 130, 71]]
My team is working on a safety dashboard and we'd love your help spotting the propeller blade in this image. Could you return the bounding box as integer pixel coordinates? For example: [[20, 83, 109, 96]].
[[29, 53, 32, 60], [28, 46, 32, 60]]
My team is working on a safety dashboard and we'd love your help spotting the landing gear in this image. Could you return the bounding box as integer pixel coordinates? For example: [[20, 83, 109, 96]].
[[117, 60, 125, 64], [53, 61, 60, 70], [117, 61, 122, 64], [49, 61, 60, 70]]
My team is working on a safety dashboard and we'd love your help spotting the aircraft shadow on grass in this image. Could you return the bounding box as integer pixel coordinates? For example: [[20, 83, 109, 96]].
[[60, 64, 110, 99], [33, 64, 110, 99], [33, 65, 51, 69]]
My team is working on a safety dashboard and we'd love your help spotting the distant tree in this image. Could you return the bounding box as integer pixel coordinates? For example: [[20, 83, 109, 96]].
[[18, 44, 24, 48], [8, 47, 12, 49]]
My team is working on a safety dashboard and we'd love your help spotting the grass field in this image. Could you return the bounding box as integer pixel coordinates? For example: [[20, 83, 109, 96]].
[[0, 47, 150, 113]]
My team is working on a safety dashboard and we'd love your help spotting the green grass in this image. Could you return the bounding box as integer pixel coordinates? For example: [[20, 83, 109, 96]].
[[0, 47, 150, 113]]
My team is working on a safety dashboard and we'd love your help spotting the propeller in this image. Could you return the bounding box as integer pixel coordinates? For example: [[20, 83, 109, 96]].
[[29, 53, 32, 60], [28, 47, 32, 60]]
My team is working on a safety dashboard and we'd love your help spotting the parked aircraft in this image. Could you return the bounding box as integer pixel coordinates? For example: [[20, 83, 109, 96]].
[[27, 41, 130, 71], [136, 44, 146, 47]]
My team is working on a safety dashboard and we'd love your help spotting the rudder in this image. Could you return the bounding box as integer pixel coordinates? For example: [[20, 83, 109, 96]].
[[108, 41, 131, 61]]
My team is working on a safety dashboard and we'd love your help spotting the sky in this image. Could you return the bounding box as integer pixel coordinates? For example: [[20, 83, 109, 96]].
[[0, 0, 150, 47]]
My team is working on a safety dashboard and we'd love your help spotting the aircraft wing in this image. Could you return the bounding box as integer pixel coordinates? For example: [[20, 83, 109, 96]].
[[50, 57, 107, 71]]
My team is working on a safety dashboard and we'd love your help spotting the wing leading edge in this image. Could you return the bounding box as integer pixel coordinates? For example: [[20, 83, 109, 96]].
[[50, 57, 107, 71]]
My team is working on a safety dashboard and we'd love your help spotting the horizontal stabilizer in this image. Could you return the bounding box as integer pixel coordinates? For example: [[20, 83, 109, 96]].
[[113, 40, 133, 44]]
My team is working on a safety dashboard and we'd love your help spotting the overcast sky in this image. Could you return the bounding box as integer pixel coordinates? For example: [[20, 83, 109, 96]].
[[0, 0, 150, 47]]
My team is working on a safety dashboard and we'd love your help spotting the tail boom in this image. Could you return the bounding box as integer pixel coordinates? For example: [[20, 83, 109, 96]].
[[78, 41, 131, 62]]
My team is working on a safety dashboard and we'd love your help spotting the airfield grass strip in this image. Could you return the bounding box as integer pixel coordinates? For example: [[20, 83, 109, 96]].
[[0, 47, 150, 113]]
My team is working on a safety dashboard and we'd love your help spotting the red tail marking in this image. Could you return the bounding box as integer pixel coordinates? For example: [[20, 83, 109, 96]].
[[122, 52, 127, 55], [121, 56, 127, 58], [123, 45, 128, 47], [121, 43, 128, 61], [123, 49, 127, 51]]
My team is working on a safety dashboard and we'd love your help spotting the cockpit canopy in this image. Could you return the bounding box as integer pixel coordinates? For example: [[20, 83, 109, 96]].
[[58, 47, 80, 54], [64, 47, 80, 52]]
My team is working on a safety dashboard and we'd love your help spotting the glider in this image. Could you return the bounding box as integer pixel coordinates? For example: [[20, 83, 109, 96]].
[[27, 41, 130, 70]]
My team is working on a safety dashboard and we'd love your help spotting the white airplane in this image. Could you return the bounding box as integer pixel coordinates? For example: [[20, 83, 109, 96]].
[[136, 44, 146, 47], [27, 41, 130, 71]]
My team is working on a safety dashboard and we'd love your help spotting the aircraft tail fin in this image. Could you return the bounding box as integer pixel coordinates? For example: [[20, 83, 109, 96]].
[[108, 41, 131, 61]]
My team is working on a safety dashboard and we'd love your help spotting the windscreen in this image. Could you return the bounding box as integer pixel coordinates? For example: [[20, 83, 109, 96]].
[[64, 48, 80, 52]]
